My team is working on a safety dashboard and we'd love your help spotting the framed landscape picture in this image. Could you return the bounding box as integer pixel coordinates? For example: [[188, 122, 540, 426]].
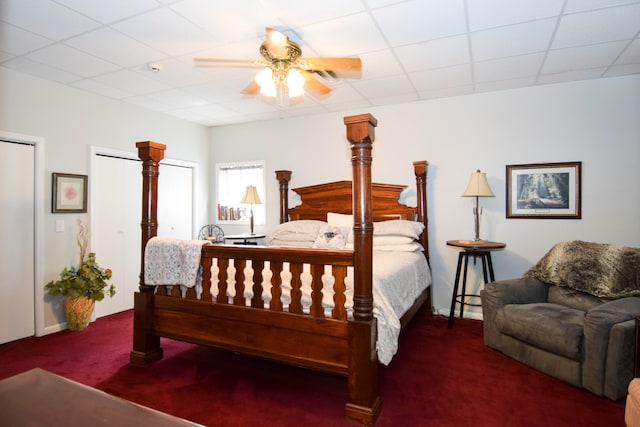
[[52, 173, 87, 213], [506, 162, 581, 219]]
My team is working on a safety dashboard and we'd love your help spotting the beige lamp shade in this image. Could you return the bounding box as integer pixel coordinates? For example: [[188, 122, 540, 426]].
[[240, 186, 262, 205], [462, 170, 495, 198]]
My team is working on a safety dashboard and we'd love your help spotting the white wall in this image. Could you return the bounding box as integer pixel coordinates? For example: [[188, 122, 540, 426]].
[[0, 66, 211, 331], [211, 75, 640, 318]]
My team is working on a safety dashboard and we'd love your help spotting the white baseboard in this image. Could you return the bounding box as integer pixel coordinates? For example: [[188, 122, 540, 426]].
[[41, 323, 67, 336]]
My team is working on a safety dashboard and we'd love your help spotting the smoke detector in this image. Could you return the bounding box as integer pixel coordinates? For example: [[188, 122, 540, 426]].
[[148, 63, 163, 73]]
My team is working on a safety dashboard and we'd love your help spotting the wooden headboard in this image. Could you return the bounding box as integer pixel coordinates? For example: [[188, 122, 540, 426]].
[[275, 160, 429, 262]]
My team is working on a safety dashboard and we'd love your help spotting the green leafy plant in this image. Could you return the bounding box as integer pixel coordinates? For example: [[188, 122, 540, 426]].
[[45, 219, 115, 301]]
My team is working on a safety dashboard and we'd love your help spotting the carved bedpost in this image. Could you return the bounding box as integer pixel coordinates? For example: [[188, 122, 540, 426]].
[[136, 140, 165, 287], [343, 113, 380, 426], [413, 161, 429, 264], [130, 141, 165, 366], [275, 170, 292, 224]]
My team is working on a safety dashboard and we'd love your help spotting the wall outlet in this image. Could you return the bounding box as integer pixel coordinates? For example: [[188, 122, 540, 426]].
[[55, 220, 64, 232]]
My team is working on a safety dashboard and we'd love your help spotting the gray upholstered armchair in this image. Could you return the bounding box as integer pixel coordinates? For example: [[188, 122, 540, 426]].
[[481, 241, 640, 400]]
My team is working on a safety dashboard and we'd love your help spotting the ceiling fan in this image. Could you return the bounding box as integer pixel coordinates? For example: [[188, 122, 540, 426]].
[[194, 28, 362, 101]]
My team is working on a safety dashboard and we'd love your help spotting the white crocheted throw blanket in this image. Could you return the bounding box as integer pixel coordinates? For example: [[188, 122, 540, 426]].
[[144, 237, 210, 288]]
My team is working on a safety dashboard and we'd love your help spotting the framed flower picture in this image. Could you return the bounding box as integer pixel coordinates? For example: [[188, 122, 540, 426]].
[[52, 173, 88, 213]]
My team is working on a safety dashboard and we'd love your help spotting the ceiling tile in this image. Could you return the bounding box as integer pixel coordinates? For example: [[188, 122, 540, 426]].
[[467, 0, 564, 31], [418, 84, 473, 100], [316, 83, 365, 105], [25, 44, 120, 77], [616, 39, 640, 64], [0, 22, 52, 55], [70, 78, 132, 99], [564, 0, 640, 14], [261, 0, 365, 28], [537, 67, 608, 84], [352, 74, 416, 98], [409, 64, 473, 91], [0, 0, 100, 40], [1, 56, 82, 83], [64, 28, 166, 68], [112, 8, 216, 56], [373, 0, 466, 46], [474, 53, 545, 82], [140, 58, 214, 87], [359, 49, 405, 80], [54, 0, 161, 24], [553, 4, 640, 49], [471, 19, 556, 61], [145, 88, 210, 109], [543, 41, 629, 74], [170, 0, 282, 43], [475, 76, 536, 93], [298, 12, 387, 56], [606, 62, 640, 76], [367, 91, 419, 106], [394, 35, 469, 72], [93, 69, 169, 95], [123, 94, 173, 112]]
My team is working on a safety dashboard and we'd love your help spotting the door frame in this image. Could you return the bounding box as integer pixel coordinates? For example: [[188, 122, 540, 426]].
[[0, 131, 45, 337]]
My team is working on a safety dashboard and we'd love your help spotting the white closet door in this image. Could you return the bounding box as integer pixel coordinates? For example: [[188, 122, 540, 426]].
[[92, 154, 194, 318], [157, 163, 193, 239], [93, 155, 141, 318], [0, 141, 35, 343]]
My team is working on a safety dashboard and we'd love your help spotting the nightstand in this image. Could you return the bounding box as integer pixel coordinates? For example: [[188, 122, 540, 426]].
[[224, 233, 266, 245], [446, 239, 506, 328]]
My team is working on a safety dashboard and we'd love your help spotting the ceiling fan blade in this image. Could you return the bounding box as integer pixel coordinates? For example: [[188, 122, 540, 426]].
[[300, 70, 331, 96], [241, 80, 261, 95], [298, 57, 362, 78], [193, 57, 265, 68]]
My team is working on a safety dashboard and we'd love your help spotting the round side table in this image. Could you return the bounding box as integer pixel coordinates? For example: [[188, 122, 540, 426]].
[[446, 240, 506, 329]]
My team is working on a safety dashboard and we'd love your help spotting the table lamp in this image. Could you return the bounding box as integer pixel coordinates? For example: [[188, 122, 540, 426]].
[[240, 185, 262, 235], [462, 170, 495, 242]]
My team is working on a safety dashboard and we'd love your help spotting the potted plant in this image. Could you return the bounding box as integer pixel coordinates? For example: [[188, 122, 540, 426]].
[[45, 219, 115, 330]]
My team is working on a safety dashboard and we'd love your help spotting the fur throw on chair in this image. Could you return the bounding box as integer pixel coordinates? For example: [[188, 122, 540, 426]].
[[524, 240, 640, 298]]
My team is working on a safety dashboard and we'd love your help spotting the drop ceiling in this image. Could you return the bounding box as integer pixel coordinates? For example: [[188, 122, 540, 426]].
[[1, 0, 639, 127]]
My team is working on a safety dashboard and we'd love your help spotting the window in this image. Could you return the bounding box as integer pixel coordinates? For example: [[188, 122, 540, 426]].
[[216, 160, 265, 225]]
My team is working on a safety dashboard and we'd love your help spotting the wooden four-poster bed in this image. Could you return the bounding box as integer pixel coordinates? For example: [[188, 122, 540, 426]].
[[130, 114, 431, 425]]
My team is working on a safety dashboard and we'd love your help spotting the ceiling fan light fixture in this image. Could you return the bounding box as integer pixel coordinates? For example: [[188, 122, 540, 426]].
[[255, 68, 277, 97], [287, 68, 304, 98]]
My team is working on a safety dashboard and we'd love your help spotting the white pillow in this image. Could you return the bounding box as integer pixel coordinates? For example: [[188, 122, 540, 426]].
[[268, 220, 327, 244], [374, 220, 424, 239], [373, 243, 424, 252], [346, 235, 415, 246], [312, 224, 349, 249], [327, 212, 353, 227]]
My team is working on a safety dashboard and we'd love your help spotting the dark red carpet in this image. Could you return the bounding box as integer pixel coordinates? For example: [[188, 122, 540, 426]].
[[0, 310, 625, 426]]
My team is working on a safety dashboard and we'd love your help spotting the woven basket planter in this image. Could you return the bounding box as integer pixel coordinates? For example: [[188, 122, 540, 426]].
[[63, 296, 95, 330]]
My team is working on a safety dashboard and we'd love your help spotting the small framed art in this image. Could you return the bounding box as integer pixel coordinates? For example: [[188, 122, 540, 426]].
[[506, 162, 581, 219], [52, 173, 88, 213]]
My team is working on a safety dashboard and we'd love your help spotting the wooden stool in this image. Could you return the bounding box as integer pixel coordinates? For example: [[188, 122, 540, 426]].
[[446, 240, 505, 329]]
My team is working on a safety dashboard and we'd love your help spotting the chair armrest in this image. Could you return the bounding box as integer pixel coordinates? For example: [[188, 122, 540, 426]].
[[480, 277, 548, 349], [481, 277, 548, 308], [587, 298, 640, 326], [583, 297, 640, 398]]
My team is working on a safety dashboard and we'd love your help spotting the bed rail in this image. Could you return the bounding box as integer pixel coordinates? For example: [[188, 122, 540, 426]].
[[156, 245, 355, 321]]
